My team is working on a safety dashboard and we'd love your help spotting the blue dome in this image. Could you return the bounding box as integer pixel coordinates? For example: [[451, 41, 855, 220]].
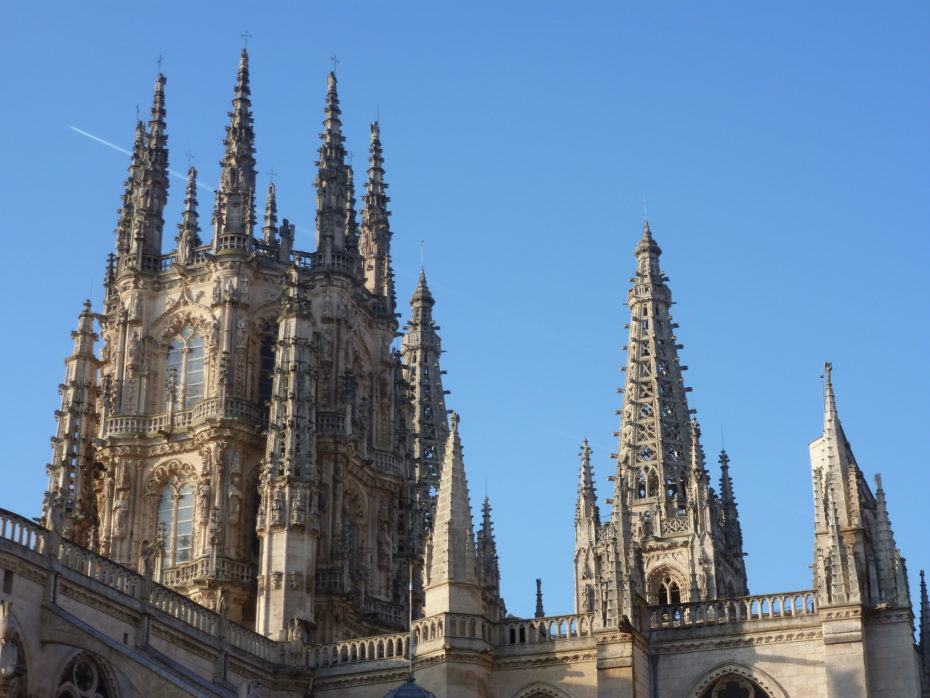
[[383, 676, 437, 698]]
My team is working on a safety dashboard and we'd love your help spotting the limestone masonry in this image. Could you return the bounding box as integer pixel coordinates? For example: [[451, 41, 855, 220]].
[[0, 51, 926, 697]]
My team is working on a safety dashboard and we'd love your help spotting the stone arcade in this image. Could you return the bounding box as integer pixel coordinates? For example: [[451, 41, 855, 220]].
[[0, 52, 926, 697]]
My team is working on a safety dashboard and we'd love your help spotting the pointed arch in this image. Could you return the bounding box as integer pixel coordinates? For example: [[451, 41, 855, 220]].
[[512, 682, 574, 698], [55, 652, 117, 698], [691, 663, 786, 698]]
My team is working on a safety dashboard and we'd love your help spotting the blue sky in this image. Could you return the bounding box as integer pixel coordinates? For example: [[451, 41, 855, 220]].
[[1, 2, 928, 620]]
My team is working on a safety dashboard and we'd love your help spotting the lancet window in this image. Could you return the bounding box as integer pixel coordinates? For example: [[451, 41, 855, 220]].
[[166, 328, 205, 409], [257, 334, 276, 417], [157, 477, 194, 567], [657, 576, 681, 606]]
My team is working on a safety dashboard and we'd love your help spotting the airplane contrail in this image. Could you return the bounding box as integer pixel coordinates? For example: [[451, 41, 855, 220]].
[[68, 125, 213, 193]]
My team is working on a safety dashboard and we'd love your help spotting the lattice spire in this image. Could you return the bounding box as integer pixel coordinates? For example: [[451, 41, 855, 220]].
[[314, 72, 350, 253], [212, 49, 256, 252], [402, 270, 449, 536], [43, 301, 100, 547]]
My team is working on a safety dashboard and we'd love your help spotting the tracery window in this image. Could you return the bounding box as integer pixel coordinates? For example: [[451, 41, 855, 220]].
[[157, 478, 194, 567], [166, 327, 205, 409], [657, 577, 681, 605], [56, 654, 113, 698]]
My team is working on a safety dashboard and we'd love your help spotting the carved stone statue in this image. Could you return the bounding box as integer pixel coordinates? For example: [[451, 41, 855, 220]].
[[113, 490, 129, 538], [271, 490, 285, 526], [197, 479, 212, 523]]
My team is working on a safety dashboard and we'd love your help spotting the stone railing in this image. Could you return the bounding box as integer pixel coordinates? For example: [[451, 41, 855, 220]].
[[0, 509, 48, 555], [413, 612, 494, 644], [316, 411, 346, 435], [498, 613, 596, 646], [648, 591, 818, 630], [362, 597, 404, 627], [161, 557, 255, 587], [314, 568, 344, 593], [292, 250, 357, 274], [104, 397, 261, 436], [0, 509, 280, 663], [308, 630, 410, 669], [372, 450, 401, 476]]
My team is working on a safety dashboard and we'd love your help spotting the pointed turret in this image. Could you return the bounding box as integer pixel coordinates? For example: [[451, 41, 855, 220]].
[[476, 496, 504, 620], [574, 439, 601, 614], [175, 167, 201, 265], [423, 413, 481, 617], [402, 270, 450, 536], [717, 450, 745, 567], [920, 571, 930, 691], [872, 474, 909, 607], [344, 164, 360, 262], [212, 50, 256, 254], [360, 121, 395, 307], [314, 72, 350, 255], [121, 74, 170, 271], [534, 578, 545, 618], [43, 301, 100, 547], [262, 182, 278, 246]]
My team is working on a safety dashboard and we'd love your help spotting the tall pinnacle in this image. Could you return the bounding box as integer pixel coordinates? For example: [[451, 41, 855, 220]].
[[314, 72, 350, 254], [212, 49, 256, 251], [424, 412, 480, 615], [476, 496, 502, 612], [175, 167, 201, 263], [361, 121, 394, 304], [576, 439, 599, 523], [262, 182, 278, 245], [920, 571, 930, 684]]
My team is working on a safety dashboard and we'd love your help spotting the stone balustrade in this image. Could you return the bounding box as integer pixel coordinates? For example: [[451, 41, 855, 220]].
[[161, 556, 255, 587], [0, 508, 279, 663], [0, 509, 48, 554], [648, 591, 818, 630], [498, 613, 596, 646], [104, 397, 261, 436], [308, 631, 410, 668], [413, 612, 494, 644], [316, 411, 346, 435]]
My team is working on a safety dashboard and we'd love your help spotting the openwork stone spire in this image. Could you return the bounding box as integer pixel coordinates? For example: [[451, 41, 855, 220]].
[[598, 220, 747, 625], [175, 167, 201, 264], [314, 72, 350, 254], [44, 301, 100, 547], [574, 439, 601, 615], [402, 270, 449, 536], [212, 49, 256, 253]]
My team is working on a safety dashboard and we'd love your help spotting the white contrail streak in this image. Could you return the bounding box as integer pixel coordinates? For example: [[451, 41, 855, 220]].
[[69, 125, 132, 156], [68, 125, 213, 193]]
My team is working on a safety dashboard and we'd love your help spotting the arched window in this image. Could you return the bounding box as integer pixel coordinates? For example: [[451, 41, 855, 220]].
[[647, 471, 659, 497], [157, 478, 194, 567], [166, 327, 205, 409], [699, 674, 772, 698], [56, 653, 114, 698], [635, 470, 647, 498]]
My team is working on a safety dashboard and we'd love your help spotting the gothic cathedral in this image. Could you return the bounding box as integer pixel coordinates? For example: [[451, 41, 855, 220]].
[[0, 52, 927, 697]]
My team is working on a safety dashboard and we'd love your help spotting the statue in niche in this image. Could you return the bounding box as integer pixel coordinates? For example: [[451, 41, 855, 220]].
[[197, 479, 212, 523], [239, 277, 249, 303], [582, 584, 595, 613], [112, 489, 129, 537], [271, 490, 285, 526], [127, 334, 140, 365], [290, 491, 305, 526]]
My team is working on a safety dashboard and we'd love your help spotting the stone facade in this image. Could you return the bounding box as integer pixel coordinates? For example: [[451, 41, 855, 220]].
[[1, 53, 927, 697]]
